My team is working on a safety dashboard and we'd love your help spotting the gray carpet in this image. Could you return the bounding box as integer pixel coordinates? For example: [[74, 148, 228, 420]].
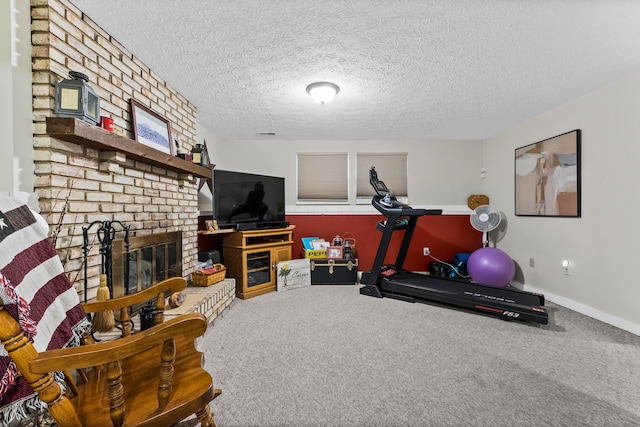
[[180, 285, 640, 427]]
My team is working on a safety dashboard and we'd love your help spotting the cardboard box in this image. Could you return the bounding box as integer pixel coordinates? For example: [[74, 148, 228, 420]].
[[277, 258, 311, 291], [303, 249, 327, 259]]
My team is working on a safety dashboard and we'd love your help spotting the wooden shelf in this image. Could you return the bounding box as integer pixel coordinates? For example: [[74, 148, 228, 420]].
[[46, 117, 212, 178], [198, 229, 234, 235]]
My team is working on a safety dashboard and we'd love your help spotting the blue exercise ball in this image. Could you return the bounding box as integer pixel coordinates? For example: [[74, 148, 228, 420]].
[[467, 247, 515, 288]]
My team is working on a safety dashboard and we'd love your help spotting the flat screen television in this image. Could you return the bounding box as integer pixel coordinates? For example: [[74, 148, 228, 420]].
[[212, 169, 288, 230]]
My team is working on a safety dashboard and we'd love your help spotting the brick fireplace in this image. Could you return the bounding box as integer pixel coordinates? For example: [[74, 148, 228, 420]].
[[30, 0, 206, 301], [111, 231, 182, 298]]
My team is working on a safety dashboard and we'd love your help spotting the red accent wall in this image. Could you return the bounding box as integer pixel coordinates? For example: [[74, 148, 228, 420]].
[[286, 214, 482, 272]]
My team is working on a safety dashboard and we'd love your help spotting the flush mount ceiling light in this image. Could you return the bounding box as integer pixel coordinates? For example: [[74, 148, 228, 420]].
[[306, 82, 340, 105]]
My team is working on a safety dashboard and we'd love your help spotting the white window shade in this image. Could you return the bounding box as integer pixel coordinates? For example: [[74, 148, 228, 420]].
[[356, 153, 408, 198], [297, 153, 348, 202]]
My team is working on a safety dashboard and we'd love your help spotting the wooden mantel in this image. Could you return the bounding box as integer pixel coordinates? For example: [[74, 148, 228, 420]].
[[46, 117, 212, 178]]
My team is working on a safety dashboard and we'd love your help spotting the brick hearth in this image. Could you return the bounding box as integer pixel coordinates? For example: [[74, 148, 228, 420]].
[[165, 279, 236, 325]]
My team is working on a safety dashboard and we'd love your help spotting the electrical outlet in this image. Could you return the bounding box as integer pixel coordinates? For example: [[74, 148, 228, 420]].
[[562, 259, 570, 275], [529, 258, 535, 268], [423, 247, 430, 256]]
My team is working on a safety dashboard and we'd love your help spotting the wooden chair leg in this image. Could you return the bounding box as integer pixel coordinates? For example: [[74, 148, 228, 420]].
[[196, 404, 215, 427], [196, 389, 222, 427]]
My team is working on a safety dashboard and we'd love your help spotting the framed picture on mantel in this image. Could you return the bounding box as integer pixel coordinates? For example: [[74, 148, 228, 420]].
[[130, 99, 173, 155]]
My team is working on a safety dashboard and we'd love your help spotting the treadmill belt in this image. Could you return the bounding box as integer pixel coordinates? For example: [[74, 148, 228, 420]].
[[383, 271, 543, 307], [375, 270, 548, 324]]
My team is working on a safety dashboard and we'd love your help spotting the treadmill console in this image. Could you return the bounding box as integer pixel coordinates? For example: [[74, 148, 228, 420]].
[[369, 167, 407, 209], [368, 167, 442, 220], [369, 167, 390, 197]]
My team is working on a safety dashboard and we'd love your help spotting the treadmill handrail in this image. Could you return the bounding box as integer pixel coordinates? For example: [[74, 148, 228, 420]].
[[372, 196, 443, 217]]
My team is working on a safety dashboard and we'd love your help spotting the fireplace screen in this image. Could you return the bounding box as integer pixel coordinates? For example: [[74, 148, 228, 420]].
[[112, 231, 182, 298]]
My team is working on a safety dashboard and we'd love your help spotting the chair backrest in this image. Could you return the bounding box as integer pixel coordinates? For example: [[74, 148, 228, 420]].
[[0, 195, 220, 426], [0, 299, 219, 427]]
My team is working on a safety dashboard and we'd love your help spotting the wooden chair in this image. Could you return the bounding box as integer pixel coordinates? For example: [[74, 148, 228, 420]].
[[0, 276, 221, 427]]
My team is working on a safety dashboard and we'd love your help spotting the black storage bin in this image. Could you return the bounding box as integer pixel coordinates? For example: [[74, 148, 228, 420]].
[[310, 258, 358, 285], [429, 260, 469, 280]]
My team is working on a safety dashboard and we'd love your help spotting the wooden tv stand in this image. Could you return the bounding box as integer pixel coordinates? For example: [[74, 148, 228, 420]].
[[222, 226, 294, 299]]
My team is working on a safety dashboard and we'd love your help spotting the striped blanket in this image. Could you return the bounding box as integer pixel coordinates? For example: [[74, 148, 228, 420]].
[[0, 195, 90, 424]]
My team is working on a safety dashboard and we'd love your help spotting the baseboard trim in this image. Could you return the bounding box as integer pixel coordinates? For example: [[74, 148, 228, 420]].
[[524, 284, 640, 336], [356, 276, 640, 336]]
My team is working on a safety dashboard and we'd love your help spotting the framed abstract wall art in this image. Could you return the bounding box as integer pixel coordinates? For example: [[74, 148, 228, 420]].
[[514, 129, 581, 217]]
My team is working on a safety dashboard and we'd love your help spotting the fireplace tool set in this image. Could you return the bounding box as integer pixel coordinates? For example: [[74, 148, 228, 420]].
[[82, 220, 136, 332], [82, 220, 130, 300]]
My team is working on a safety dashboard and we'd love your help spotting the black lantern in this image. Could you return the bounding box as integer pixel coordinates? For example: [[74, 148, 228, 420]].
[[54, 71, 100, 125], [191, 142, 210, 167]]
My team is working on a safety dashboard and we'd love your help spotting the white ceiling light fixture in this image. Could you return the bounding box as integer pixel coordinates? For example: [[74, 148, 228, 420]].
[[306, 82, 340, 105]]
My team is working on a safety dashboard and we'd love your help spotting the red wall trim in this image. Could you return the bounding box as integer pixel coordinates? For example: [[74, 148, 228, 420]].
[[287, 214, 482, 272]]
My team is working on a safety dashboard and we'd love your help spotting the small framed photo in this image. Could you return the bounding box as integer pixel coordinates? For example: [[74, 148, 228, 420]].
[[312, 240, 330, 250], [205, 220, 215, 231], [327, 246, 343, 259], [130, 98, 173, 155]]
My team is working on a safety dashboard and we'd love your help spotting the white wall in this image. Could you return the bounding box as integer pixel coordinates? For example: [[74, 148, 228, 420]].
[[9, 1, 638, 333], [198, 137, 485, 210], [483, 70, 640, 334], [1, 0, 35, 198], [1, 0, 16, 193], [197, 124, 223, 171]]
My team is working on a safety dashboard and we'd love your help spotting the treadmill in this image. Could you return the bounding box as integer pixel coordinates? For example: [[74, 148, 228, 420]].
[[360, 167, 548, 324]]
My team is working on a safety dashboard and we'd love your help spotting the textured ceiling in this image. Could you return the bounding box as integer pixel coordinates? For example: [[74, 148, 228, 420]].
[[69, 0, 640, 141]]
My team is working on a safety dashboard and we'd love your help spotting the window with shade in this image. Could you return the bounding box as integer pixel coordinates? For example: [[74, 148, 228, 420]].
[[297, 153, 349, 203], [356, 153, 408, 203]]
